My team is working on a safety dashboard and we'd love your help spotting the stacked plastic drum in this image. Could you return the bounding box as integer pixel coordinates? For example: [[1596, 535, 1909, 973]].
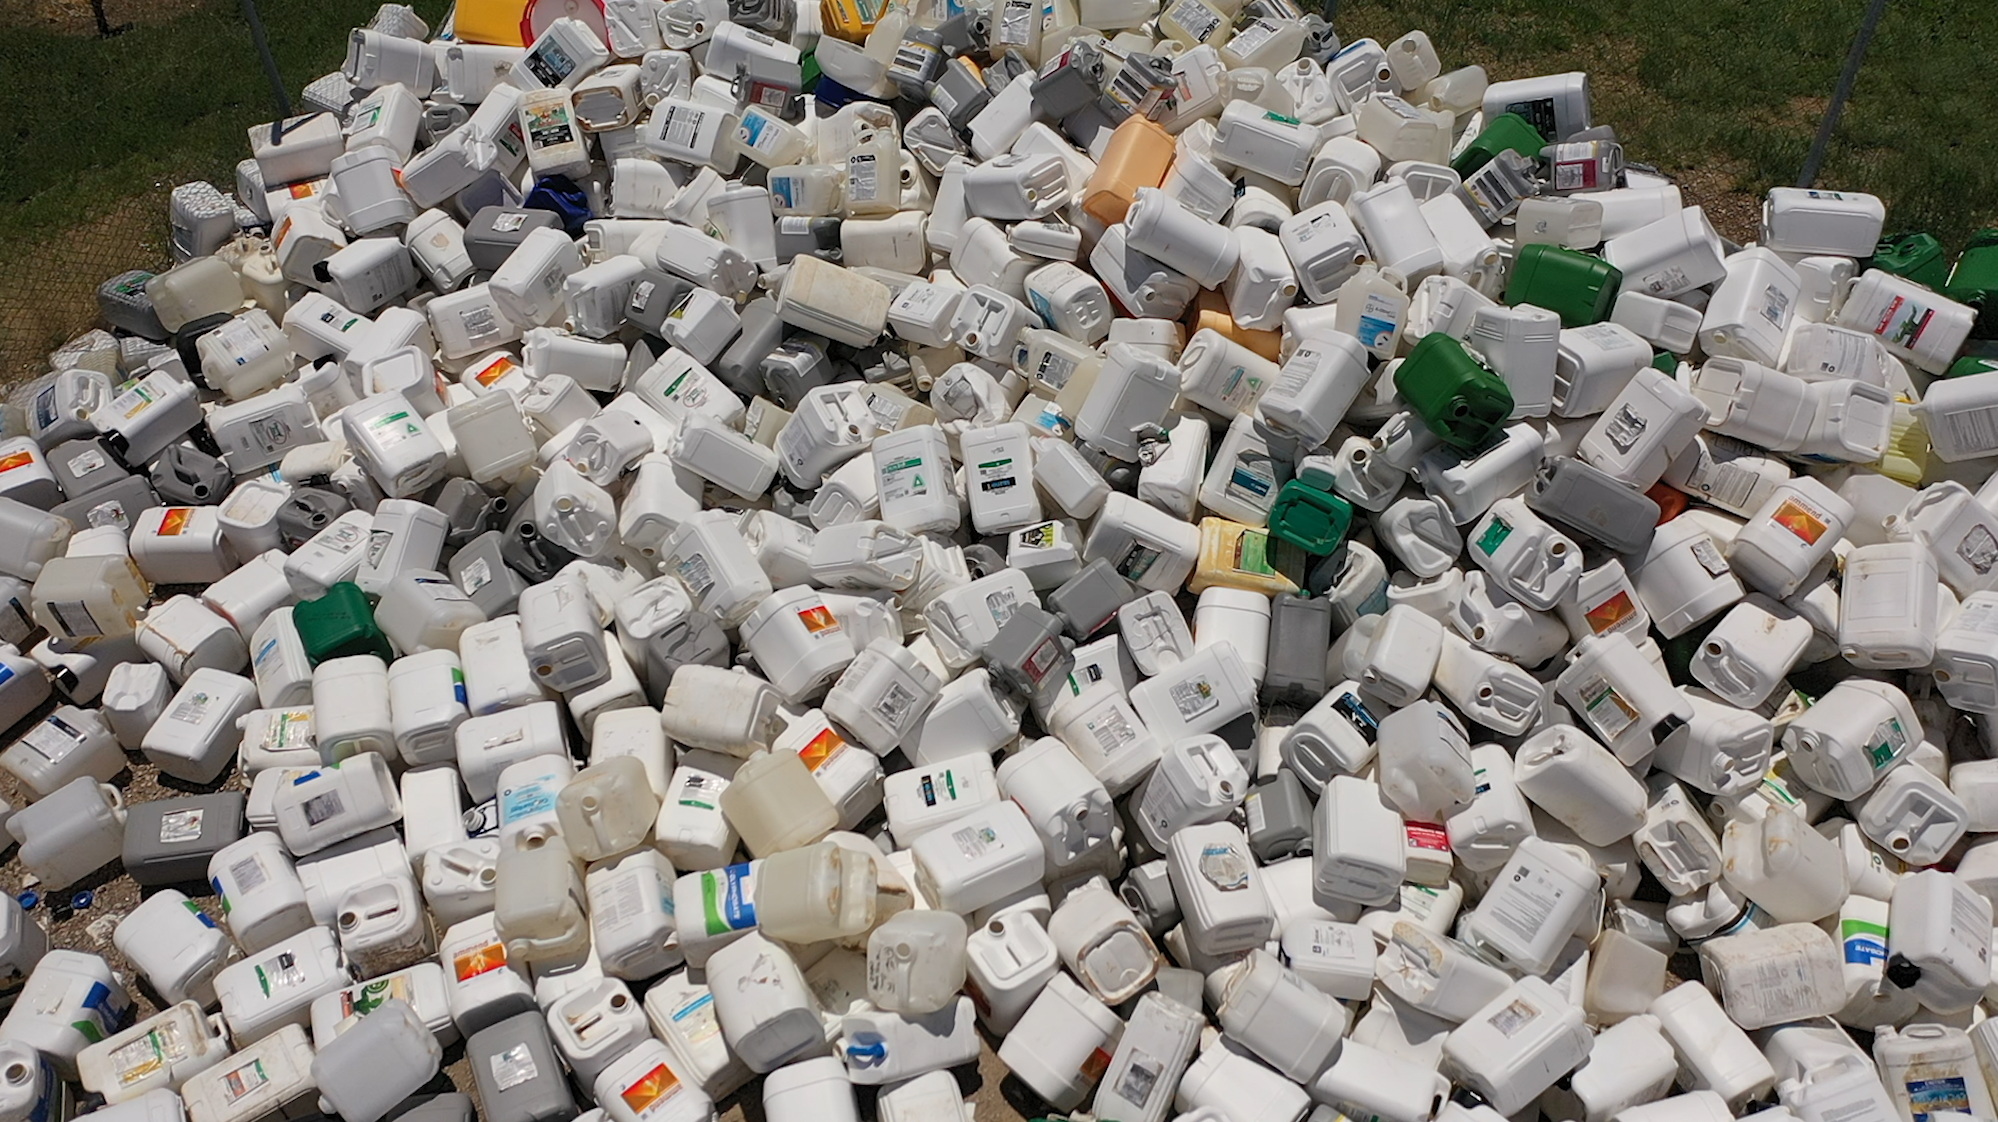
[[7, 3, 1998, 1122]]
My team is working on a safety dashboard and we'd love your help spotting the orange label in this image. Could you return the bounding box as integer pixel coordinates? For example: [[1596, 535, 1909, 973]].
[[287, 181, 318, 199], [157, 508, 193, 536], [620, 1063, 681, 1116], [1771, 498, 1828, 545], [474, 356, 518, 387], [452, 942, 507, 982], [0, 451, 34, 473], [797, 604, 841, 634], [1080, 1046, 1112, 1082], [798, 727, 846, 773], [1406, 822, 1450, 851], [1584, 590, 1638, 634]]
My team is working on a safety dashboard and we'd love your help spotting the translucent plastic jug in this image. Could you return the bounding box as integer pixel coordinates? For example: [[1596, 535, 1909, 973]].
[[719, 750, 838, 857], [864, 910, 967, 1015], [753, 840, 877, 943], [554, 755, 660, 862], [494, 832, 591, 965]]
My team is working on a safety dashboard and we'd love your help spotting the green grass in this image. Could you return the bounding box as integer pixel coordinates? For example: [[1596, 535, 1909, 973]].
[[0, 0, 447, 247], [1332, 0, 1998, 249], [1, 0, 1994, 250]]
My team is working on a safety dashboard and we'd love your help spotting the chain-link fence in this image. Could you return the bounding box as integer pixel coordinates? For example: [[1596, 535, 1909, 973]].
[[0, 0, 407, 387]]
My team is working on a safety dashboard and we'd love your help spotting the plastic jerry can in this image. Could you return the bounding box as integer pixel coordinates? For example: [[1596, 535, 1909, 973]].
[[78, 1000, 229, 1103], [213, 925, 348, 1043], [909, 801, 1046, 915], [1457, 835, 1598, 976], [585, 850, 681, 982], [1216, 949, 1350, 1082], [1166, 821, 1271, 956], [1507, 243, 1622, 328], [0, 950, 129, 1079], [594, 1039, 715, 1122], [1395, 333, 1514, 451], [1885, 869, 1992, 1013], [996, 971, 1121, 1111], [9, 778, 125, 892], [309, 962, 456, 1048], [466, 1011, 576, 1122], [542, 977, 651, 1091], [111, 891, 220, 1008], [0, 1039, 69, 1122], [703, 932, 819, 1074], [491, 830, 588, 965], [1836, 269, 1974, 375], [1182, 1043, 1312, 1122], [178, 1023, 318, 1122], [1089, 992, 1200, 1122], [270, 752, 400, 857], [0, 702, 123, 800], [122, 792, 246, 890], [304, 998, 440, 1122], [1082, 115, 1174, 225], [208, 831, 312, 952], [438, 913, 535, 1037]]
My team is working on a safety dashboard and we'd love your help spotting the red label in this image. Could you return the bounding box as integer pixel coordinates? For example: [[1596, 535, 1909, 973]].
[[1584, 590, 1638, 634], [0, 451, 34, 473], [798, 727, 846, 773], [157, 508, 193, 536], [1406, 822, 1450, 851]]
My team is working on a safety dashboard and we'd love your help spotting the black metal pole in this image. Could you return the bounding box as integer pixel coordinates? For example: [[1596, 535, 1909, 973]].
[[239, 0, 294, 139], [1797, 0, 1891, 188]]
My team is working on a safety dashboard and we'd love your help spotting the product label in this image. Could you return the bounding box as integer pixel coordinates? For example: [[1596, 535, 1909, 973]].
[[798, 727, 847, 773], [1583, 589, 1639, 634], [1868, 716, 1910, 771], [952, 823, 1002, 861], [301, 789, 345, 827], [878, 454, 930, 503], [1226, 450, 1278, 503], [1166, 0, 1222, 43], [157, 507, 193, 537], [976, 456, 1019, 494], [1112, 1048, 1163, 1108], [1482, 860, 1574, 945], [489, 1043, 540, 1092], [499, 778, 559, 825], [523, 103, 576, 151], [1197, 841, 1250, 890], [47, 599, 102, 639], [1871, 293, 1936, 350], [875, 680, 918, 727], [921, 768, 958, 807], [330, 974, 413, 1036], [366, 408, 425, 448], [109, 1021, 188, 1087], [253, 950, 305, 996], [452, 941, 508, 981], [1769, 496, 1830, 545], [1956, 525, 1998, 574], [1406, 822, 1450, 851], [158, 809, 205, 844], [220, 1058, 268, 1104], [620, 1063, 683, 1118], [1577, 675, 1639, 741], [847, 152, 880, 203], [0, 450, 35, 474], [1841, 917, 1887, 964], [1169, 677, 1220, 720], [1486, 997, 1539, 1037], [1475, 514, 1513, 556], [700, 863, 757, 935], [169, 688, 217, 726], [1908, 1078, 1971, 1122], [1690, 534, 1732, 576], [1115, 541, 1161, 581], [1353, 291, 1401, 351]]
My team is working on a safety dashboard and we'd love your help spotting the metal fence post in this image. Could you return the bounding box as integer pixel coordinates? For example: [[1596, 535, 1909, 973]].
[[1797, 0, 1892, 188], [239, 0, 295, 133]]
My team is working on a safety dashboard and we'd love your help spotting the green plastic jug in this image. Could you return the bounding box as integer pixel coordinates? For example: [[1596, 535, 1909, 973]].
[[1946, 229, 1998, 339], [1451, 112, 1544, 177], [1868, 233, 1948, 290], [1505, 243, 1621, 327], [1394, 333, 1514, 451], [1268, 480, 1354, 556], [293, 581, 393, 665]]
